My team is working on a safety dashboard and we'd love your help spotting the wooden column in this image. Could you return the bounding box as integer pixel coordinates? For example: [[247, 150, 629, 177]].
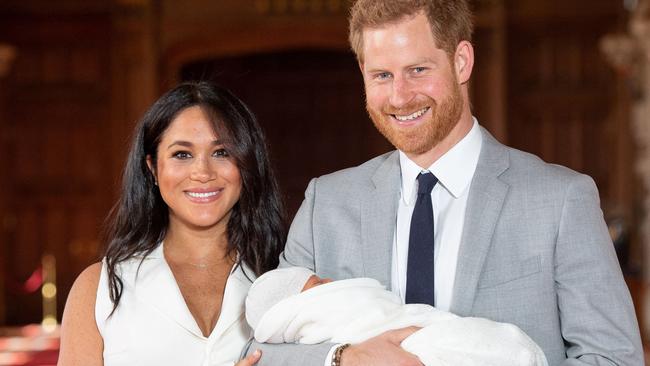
[[472, 0, 508, 143], [110, 0, 158, 197], [0, 43, 16, 325], [601, 0, 650, 341], [0, 45, 15, 79], [629, 3, 650, 343]]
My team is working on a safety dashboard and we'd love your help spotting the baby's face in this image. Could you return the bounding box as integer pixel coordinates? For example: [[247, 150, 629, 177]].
[[301, 275, 333, 292]]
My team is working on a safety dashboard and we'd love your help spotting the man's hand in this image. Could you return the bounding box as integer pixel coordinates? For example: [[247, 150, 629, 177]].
[[341, 327, 423, 366]]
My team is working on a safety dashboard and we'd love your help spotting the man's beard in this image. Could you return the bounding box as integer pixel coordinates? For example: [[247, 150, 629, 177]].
[[367, 82, 463, 155]]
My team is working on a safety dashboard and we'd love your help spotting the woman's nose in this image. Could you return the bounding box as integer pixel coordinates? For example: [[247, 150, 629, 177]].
[[190, 157, 216, 182]]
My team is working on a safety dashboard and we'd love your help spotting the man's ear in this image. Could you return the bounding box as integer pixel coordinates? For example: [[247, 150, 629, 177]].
[[146, 155, 157, 185], [454, 40, 474, 84]]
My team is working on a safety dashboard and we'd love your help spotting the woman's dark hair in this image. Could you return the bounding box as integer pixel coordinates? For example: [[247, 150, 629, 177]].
[[104, 81, 286, 309]]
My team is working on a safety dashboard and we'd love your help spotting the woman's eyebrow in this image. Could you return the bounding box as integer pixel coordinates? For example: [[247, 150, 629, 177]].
[[167, 139, 223, 149]]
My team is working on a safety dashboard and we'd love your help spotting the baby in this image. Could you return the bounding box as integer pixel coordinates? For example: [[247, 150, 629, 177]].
[[245, 267, 548, 366]]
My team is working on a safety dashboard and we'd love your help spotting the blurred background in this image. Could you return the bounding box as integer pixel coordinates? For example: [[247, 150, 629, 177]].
[[0, 0, 648, 364]]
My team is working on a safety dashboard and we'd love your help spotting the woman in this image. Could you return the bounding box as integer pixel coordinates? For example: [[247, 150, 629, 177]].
[[58, 82, 286, 366]]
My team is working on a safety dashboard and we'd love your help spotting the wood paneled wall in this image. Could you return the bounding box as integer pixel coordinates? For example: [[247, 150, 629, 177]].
[[0, 5, 115, 324], [506, 0, 629, 200], [0, 44, 16, 324]]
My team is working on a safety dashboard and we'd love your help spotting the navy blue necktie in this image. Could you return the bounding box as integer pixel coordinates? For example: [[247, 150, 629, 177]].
[[405, 172, 438, 306]]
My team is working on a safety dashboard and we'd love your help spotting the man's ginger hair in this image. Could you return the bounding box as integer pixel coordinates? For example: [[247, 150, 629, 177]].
[[348, 0, 473, 62]]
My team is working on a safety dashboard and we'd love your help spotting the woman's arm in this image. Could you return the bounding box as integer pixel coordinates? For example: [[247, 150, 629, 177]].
[[57, 262, 103, 366]]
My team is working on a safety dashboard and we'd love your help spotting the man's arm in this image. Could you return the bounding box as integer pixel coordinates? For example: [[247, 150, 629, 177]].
[[246, 328, 423, 366], [278, 178, 319, 270], [245, 340, 334, 366], [556, 175, 643, 365], [253, 178, 423, 366]]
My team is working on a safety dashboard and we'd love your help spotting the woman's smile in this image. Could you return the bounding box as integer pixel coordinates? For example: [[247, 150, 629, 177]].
[[185, 188, 222, 202]]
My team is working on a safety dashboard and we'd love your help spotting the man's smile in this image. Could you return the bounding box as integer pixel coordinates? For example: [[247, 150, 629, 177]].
[[392, 106, 430, 122]]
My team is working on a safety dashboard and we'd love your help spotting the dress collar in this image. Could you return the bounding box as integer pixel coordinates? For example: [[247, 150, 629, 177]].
[[134, 242, 253, 340]]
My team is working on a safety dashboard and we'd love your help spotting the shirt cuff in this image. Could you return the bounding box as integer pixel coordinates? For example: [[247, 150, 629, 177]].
[[324, 344, 343, 366]]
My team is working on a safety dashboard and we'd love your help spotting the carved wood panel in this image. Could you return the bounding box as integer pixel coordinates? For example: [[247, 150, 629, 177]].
[[506, 3, 627, 207], [0, 14, 113, 325]]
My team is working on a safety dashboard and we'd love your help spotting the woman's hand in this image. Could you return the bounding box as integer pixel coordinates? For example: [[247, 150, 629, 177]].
[[235, 349, 261, 366]]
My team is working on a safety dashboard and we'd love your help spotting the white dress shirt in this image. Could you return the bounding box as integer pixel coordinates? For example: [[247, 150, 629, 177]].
[[391, 119, 482, 311], [325, 119, 482, 364]]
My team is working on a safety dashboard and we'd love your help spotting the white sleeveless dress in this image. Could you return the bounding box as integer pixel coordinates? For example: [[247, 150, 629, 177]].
[[95, 244, 253, 366]]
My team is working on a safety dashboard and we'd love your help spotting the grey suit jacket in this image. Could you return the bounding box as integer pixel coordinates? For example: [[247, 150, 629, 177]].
[[252, 127, 643, 366]]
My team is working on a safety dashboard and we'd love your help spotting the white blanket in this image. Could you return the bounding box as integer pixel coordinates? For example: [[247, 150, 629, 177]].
[[253, 278, 548, 366]]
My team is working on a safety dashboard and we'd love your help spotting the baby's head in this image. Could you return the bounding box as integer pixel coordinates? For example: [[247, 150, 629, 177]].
[[245, 267, 333, 329], [301, 273, 333, 292]]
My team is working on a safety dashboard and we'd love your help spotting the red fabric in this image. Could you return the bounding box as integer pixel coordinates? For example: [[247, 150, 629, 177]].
[[0, 325, 59, 366]]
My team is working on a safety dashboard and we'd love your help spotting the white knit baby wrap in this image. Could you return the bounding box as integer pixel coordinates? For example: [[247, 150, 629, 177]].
[[247, 276, 548, 366]]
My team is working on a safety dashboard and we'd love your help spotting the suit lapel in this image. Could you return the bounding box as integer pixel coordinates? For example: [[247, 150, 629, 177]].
[[361, 152, 401, 288], [450, 128, 510, 316]]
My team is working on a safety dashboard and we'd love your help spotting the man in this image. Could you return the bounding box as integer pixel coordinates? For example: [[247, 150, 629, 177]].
[[249, 0, 643, 365]]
